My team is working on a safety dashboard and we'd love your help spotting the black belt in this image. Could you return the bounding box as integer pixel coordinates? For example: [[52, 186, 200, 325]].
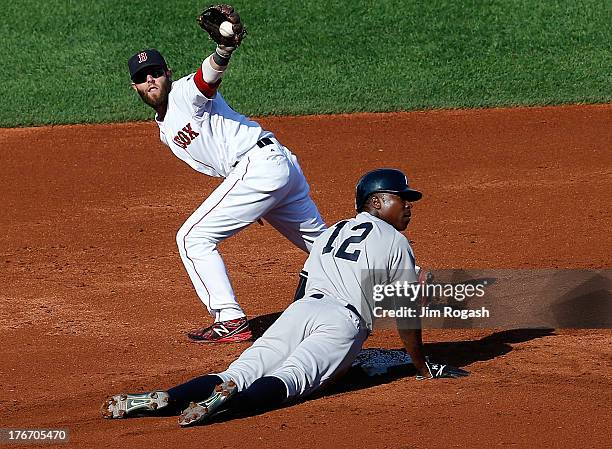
[[231, 138, 274, 168], [256, 137, 274, 148], [345, 303, 361, 318], [309, 293, 362, 320]]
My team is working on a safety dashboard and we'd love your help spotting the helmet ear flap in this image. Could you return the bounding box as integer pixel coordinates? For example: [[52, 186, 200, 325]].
[[357, 193, 374, 212], [355, 168, 421, 212]]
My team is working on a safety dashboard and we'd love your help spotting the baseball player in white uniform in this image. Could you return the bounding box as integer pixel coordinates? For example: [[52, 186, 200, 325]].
[[102, 168, 469, 426], [127, 23, 326, 342]]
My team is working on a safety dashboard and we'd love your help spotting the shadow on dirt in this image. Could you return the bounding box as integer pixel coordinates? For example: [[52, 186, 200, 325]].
[[248, 312, 283, 339], [250, 313, 555, 369], [317, 327, 556, 397], [203, 326, 555, 424], [425, 327, 556, 367]]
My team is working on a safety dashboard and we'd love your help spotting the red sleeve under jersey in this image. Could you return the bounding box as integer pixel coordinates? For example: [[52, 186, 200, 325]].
[[193, 67, 221, 98]]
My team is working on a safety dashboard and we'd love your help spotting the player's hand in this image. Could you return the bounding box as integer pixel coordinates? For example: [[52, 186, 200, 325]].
[[416, 357, 469, 380]]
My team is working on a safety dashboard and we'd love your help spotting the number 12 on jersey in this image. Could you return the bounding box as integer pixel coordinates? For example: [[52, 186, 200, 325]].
[[322, 221, 373, 262]]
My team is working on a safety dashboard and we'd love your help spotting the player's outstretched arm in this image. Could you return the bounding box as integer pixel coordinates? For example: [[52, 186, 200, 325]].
[[397, 326, 470, 380], [397, 327, 429, 377], [194, 4, 247, 97], [193, 53, 228, 98]]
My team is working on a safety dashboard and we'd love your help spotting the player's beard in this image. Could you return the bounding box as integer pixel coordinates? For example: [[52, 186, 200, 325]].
[[138, 78, 171, 110]]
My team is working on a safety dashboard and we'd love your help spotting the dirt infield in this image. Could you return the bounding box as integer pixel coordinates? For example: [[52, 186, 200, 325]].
[[1, 104, 610, 448]]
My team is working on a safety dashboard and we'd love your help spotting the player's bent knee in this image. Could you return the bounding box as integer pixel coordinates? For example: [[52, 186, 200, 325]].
[[176, 227, 217, 255]]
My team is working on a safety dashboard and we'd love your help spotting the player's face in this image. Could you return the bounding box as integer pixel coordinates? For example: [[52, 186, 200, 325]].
[[377, 193, 413, 231], [131, 67, 171, 109]]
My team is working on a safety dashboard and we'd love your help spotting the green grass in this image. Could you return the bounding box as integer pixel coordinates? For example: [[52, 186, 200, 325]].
[[1, 0, 610, 127]]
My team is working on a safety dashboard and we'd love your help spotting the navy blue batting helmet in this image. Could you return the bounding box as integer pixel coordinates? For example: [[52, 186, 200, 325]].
[[355, 168, 422, 211]]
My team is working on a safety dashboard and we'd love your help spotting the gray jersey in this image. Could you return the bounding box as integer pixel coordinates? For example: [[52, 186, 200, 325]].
[[302, 212, 417, 330]]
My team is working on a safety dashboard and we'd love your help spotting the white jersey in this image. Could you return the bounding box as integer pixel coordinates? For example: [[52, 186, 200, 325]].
[[155, 71, 271, 178], [151, 62, 326, 325], [302, 212, 417, 330]]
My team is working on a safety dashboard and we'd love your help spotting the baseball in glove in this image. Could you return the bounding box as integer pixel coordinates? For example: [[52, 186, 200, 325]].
[[197, 4, 246, 55]]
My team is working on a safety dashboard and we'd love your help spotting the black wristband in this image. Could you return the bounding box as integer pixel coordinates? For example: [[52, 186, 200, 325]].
[[213, 49, 231, 66]]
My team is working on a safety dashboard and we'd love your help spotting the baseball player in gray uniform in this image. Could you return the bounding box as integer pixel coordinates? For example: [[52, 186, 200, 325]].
[[127, 7, 326, 343], [102, 168, 469, 426]]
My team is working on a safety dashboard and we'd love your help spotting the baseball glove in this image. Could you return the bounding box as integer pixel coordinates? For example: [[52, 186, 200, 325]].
[[197, 4, 246, 51]]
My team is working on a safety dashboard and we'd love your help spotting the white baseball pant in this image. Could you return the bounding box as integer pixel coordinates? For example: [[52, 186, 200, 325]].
[[176, 139, 326, 321], [216, 296, 369, 398]]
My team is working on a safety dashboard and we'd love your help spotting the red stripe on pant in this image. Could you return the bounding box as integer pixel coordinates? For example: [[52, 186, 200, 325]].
[[182, 158, 252, 302]]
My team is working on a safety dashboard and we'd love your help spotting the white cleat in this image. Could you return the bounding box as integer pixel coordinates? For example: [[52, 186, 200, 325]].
[[101, 391, 170, 419], [178, 380, 237, 427]]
